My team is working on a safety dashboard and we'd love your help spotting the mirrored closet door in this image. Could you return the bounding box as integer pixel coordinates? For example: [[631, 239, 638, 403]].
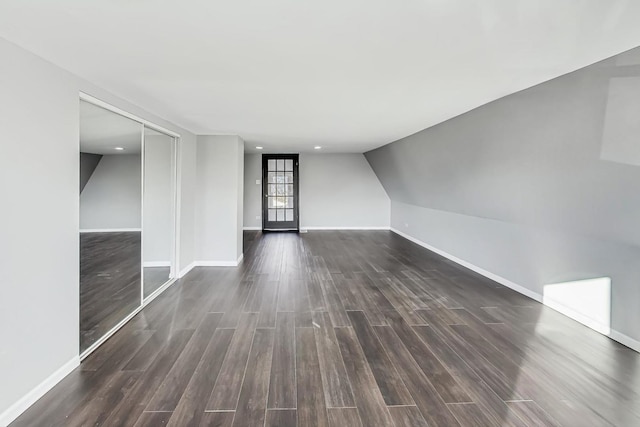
[[79, 98, 179, 356], [79, 100, 143, 353], [142, 127, 177, 300]]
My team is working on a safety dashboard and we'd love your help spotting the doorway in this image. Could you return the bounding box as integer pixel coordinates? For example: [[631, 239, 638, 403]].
[[262, 154, 299, 231]]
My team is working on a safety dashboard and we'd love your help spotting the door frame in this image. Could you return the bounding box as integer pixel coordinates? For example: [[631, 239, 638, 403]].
[[262, 153, 300, 231]]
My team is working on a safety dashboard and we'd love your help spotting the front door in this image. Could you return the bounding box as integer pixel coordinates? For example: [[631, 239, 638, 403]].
[[262, 154, 299, 231]]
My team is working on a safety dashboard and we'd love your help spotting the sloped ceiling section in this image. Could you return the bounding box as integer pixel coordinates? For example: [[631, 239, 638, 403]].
[[364, 46, 640, 247], [1, 1, 640, 153]]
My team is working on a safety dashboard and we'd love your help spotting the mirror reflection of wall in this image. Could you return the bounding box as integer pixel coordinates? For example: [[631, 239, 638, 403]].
[[79, 100, 142, 353], [142, 128, 176, 298]]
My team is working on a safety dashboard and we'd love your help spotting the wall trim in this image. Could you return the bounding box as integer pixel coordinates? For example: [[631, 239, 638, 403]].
[[543, 295, 611, 336], [143, 261, 171, 268], [178, 261, 196, 278], [390, 228, 542, 302], [390, 227, 640, 354], [195, 260, 239, 267], [302, 226, 391, 231], [79, 228, 142, 233], [195, 260, 234, 267], [243, 226, 262, 230], [0, 356, 80, 426], [194, 253, 244, 268], [609, 330, 640, 353]]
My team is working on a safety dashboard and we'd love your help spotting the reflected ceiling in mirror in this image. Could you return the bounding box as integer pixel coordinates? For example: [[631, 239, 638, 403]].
[[80, 100, 141, 154]]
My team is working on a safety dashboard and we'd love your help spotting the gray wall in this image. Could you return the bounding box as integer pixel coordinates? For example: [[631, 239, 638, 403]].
[[366, 47, 640, 348], [196, 135, 245, 263], [243, 153, 262, 228], [143, 136, 174, 264], [79, 153, 102, 193], [0, 36, 199, 423], [243, 153, 390, 229], [80, 154, 141, 230], [178, 134, 197, 272]]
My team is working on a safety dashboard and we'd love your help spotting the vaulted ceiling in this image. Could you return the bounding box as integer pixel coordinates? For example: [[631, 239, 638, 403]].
[[1, 0, 640, 153]]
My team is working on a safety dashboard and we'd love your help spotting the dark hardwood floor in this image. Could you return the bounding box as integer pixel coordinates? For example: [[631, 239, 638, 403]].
[[144, 266, 171, 298], [16, 231, 640, 426], [80, 232, 141, 353]]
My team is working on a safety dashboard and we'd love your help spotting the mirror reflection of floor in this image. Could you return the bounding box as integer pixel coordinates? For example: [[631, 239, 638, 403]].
[[80, 232, 141, 353], [144, 267, 170, 298]]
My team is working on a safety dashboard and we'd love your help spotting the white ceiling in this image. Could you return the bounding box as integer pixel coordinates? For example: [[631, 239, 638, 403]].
[[2, 1, 640, 153]]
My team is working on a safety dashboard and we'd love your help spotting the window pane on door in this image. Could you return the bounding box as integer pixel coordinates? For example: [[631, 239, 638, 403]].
[[285, 159, 293, 171], [268, 172, 277, 183], [276, 159, 285, 171], [268, 159, 276, 171], [269, 197, 289, 208], [284, 172, 293, 183], [285, 184, 293, 195], [268, 209, 276, 221], [268, 184, 276, 196], [285, 209, 293, 221], [276, 209, 284, 221]]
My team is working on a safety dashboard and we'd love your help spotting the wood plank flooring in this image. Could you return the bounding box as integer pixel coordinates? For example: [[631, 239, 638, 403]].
[[144, 266, 171, 298], [80, 232, 141, 353], [14, 230, 640, 426]]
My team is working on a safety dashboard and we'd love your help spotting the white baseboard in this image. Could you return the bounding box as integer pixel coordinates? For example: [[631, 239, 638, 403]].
[[609, 330, 640, 353], [390, 228, 541, 302], [178, 261, 196, 278], [302, 226, 391, 231], [243, 226, 391, 231], [543, 296, 611, 336], [194, 253, 244, 268], [390, 227, 640, 353], [79, 228, 141, 233], [195, 260, 237, 267], [0, 356, 80, 426], [143, 261, 171, 268]]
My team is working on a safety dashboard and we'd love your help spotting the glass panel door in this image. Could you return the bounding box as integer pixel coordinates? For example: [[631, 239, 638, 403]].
[[262, 154, 299, 230]]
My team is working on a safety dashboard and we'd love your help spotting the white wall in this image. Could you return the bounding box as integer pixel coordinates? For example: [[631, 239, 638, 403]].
[[196, 135, 244, 264], [0, 37, 198, 425], [143, 136, 173, 264], [243, 154, 262, 229], [236, 139, 245, 254], [243, 153, 390, 229], [79, 154, 141, 230], [299, 154, 389, 229], [178, 134, 197, 273]]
